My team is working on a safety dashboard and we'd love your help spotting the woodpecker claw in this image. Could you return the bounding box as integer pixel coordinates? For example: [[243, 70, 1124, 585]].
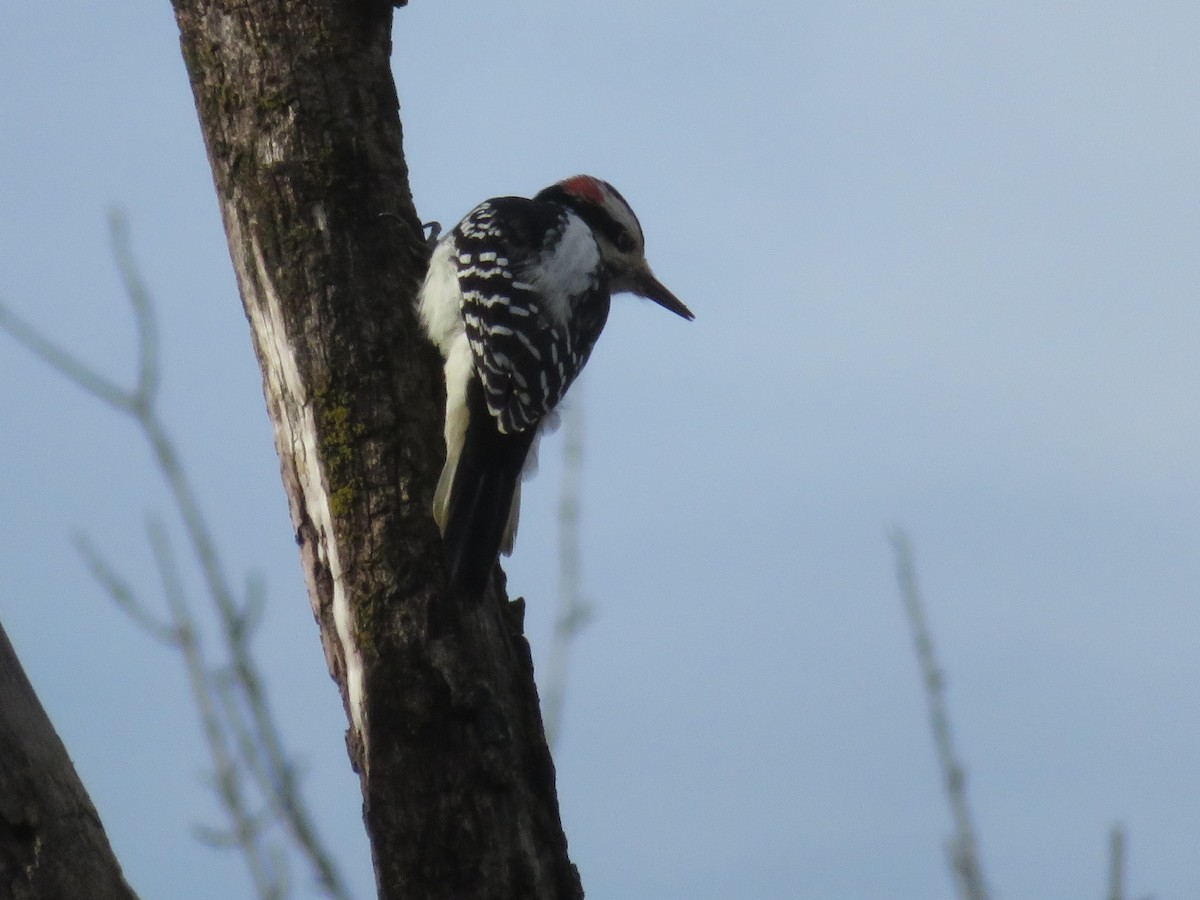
[[377, 213, 443, 252]]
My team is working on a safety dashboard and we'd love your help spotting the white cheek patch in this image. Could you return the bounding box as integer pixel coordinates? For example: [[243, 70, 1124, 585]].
[[522, 214, 600, 326]]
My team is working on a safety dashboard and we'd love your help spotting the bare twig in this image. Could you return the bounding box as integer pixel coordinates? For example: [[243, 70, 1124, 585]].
[[0, 211, 351, 900], [148, 518, 285, 900], [1108, 823, 1125, 900], [889, 529, 990, 900], [542, 392, 594, 748], [73, 533, 179, 647], [0, 300, 132, 414]]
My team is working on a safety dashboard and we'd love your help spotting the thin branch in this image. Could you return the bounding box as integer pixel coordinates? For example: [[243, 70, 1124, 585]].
[[889, 528, 990, 900], [147, 518, 285, 900], [542, 392, 594, 748], [0, 300, 133, 413], [0, 215, 352, 900], [108, 208, 159, 409], [73, 533, 179, 647], [110, 218, 349, 900], [1108, 823, 1125, 900], [129, 346, 348, 897], [238, 573, 268, 643]]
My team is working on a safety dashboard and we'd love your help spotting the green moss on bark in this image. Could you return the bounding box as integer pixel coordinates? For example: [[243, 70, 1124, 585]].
[[316, 391, 365, 519]]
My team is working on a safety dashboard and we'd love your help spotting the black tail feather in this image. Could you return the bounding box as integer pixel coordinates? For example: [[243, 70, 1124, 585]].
[[443, 378, 536, 599]]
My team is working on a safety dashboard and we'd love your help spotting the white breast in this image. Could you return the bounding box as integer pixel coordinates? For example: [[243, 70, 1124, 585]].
[[418, 237, 466, 356]]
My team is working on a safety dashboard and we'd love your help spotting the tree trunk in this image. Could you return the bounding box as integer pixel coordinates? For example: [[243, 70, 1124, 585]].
[[0, 621, 138, 900], [168, 2, 581, 899]]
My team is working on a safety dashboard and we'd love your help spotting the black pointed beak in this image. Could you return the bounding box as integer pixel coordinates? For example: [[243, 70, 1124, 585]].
[[635, 267, 694, 321]]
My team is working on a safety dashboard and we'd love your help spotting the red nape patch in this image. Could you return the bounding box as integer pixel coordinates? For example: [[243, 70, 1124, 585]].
[[561, 175, 606, 205]]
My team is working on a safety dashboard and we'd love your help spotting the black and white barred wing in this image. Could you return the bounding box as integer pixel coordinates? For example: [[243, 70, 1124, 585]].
[[454, 198, 594, 434]]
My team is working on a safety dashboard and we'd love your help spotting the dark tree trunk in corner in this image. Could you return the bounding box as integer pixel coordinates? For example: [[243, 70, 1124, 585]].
[[169, 2, 582, 899], [0, 622, 138, 900]]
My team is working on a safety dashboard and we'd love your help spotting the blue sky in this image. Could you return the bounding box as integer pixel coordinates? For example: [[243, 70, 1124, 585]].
[[2, 2, 1199, 898]]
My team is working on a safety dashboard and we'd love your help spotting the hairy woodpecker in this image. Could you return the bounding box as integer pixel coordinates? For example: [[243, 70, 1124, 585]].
[[418, 175, 693, 598]]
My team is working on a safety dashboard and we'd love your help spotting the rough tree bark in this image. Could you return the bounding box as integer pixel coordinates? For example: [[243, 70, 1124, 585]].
[[168, 2, 582, 899], [0, 621, 138, 900]]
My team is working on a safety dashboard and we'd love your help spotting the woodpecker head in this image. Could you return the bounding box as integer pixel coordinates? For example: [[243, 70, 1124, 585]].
[[536, 175, 695, 321]]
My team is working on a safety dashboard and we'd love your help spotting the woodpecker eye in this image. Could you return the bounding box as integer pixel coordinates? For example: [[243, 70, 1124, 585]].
[[616, 232, 637, 253]]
